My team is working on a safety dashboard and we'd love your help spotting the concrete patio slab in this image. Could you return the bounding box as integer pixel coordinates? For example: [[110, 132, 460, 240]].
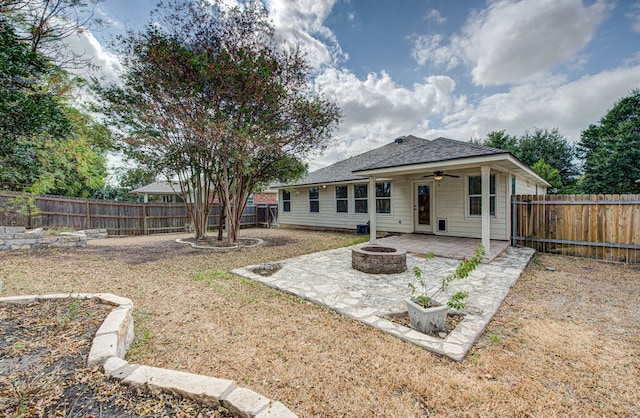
[[231, 237, 535, 361]]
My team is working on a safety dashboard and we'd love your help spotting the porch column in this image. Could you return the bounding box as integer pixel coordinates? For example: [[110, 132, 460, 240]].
[[368, 176, 377, 244], [481, 165, 491, 258]]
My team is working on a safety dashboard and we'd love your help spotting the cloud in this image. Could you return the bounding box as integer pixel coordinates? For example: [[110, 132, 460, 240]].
[[412, 0, 608, 86], [433, 65, 640, 143], [411, 33, 459, 69], [425, 9, 446, 25], [627, 2, 640, 32], [310, 68, 471, 169], [266, 0, 347, 70]]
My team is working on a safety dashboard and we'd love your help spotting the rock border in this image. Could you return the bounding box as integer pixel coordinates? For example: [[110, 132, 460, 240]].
[[175, 237, 264, 250], [0, 293, 296, 418]]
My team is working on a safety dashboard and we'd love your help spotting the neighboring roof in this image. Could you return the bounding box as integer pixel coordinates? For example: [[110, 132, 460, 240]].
[[280, 135, 520, 187], [130, 181, 179, 195]]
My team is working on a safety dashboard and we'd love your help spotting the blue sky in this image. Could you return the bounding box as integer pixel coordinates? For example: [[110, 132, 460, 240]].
[[77, 0, 640, 171]]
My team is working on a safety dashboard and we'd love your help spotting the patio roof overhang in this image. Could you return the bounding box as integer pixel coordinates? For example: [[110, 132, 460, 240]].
[[352, 153, 551, 187]]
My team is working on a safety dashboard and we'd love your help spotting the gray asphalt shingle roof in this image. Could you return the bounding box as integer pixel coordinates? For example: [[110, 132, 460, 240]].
[[284, 135, 508, 187]]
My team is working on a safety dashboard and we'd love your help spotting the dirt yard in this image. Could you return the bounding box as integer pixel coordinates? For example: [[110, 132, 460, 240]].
[[1, 228, 638, 417]]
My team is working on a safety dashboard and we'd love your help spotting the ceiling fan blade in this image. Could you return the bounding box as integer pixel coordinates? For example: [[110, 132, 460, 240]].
[[444, 173, 460, 178]]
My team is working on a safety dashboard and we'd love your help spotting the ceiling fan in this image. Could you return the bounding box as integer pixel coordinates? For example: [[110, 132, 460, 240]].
[[423, 170, 460, 181]]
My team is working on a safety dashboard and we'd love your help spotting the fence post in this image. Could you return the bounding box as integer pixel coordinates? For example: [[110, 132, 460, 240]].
[[142, 203, 147, 235], [85, 201, 90, 229]]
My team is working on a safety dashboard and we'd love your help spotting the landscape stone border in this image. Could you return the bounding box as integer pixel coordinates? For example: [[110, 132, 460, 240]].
[[0, 293, 296, 418], [0, 226, 108, 251], [175, 237, 264, 250]]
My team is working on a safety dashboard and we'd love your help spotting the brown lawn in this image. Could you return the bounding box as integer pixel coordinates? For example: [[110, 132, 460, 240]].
[[1, 228, 638, 417]]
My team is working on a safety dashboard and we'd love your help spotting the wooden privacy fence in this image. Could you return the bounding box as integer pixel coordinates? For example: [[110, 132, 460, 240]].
[[512, 194, 640, 262], [0, 192, 278, 236]]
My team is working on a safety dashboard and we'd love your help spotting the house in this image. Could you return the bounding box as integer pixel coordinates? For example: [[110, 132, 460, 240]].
[[131, 181, 278, 205], [130, 181, 184, 203], [275, 135, 549, 257]]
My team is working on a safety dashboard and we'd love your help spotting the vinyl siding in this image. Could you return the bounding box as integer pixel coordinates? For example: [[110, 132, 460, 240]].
[[278, 169, 542, 240]]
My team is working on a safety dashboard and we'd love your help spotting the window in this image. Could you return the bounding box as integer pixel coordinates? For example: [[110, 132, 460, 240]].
[[247, 193, 254, 205], [336, 185, 348, 213], [468, 174, 496, 216], [376, 182, 391, 214], [309, 187, 319, 212], [354, 184, 368, 213], [282, 190, 291, 212]]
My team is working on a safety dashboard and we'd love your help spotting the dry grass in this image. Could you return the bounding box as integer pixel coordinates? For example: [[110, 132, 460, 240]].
[[1, 228, 639, 417]]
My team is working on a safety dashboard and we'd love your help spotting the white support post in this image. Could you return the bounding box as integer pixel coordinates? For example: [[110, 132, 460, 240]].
[[481, 166, 491, 259], [368, 177, 377, 244]]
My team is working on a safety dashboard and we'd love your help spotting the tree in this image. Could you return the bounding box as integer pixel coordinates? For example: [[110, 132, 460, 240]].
[[477, 128, 579, 193], [531, 159, 562, 193], [96, 0, 339, 243], [578, 89, 640, 194], [2, 0, 102, 69], [0, 18, 70, 190], [1, 18, 111, 196]]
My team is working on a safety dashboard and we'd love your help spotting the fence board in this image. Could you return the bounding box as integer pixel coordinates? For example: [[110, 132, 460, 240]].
[[0, 192, 277, 236], [512, 194, 640, 262]]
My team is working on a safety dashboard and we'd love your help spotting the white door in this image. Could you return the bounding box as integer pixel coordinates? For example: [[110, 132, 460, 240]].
[[414, 182, 433, 233]]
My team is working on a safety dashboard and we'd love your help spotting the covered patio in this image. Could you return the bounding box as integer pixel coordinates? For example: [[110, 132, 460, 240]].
[[377, 234, 510, 261]]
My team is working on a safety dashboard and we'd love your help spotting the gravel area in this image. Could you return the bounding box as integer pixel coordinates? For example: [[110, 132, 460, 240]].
[[1, 228, 638, 417]]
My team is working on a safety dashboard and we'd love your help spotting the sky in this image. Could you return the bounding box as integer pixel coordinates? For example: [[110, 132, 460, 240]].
[[74, 0, 640, 172]]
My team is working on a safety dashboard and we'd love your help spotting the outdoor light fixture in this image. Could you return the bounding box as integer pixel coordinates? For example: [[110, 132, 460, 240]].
[[434, 174, 444, 181]]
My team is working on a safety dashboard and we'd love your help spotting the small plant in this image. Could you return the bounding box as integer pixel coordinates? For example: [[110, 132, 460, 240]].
[[58, 299, 81, 327], [408, 244, 485, 310]]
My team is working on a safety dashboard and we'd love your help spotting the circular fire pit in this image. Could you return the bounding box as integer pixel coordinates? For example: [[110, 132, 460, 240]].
[[351, 245, 407, 274]]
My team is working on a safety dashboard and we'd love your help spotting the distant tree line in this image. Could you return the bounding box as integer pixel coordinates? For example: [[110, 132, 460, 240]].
[[473, 88, 640, 195]]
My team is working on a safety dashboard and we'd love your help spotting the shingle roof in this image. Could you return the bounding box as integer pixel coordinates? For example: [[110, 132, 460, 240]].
[[130, 181, 179, 194], [356, 136, 507, 172], [283, 135, 508, 187]]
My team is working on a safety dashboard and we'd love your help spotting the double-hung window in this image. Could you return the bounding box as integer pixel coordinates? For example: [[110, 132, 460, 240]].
[[375, 182, 391, 214], [282, 190, 291, 212], [354, 184, 368, 213], [468, 174, 496, 216], [309, 187, 319, 212], [336, 185, 348, 213]]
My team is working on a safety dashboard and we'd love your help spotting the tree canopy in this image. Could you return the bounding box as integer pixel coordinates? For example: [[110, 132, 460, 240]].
[[578, 88, 640, 194], [95, 0, 339, 242], [1, 11, 111, 196], [478, 128, 578, 193]]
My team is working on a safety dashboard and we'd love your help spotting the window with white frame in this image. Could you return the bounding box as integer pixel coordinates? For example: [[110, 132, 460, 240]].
[[282, 190, 291, 212], [376, 182, 391, 214], [468, 174, 496, 216], [336, 185, 348, 213], [309, 187, 319, 212], [354, 184, 368, 213]]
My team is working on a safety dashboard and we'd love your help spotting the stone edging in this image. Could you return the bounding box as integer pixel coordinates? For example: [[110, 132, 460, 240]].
[[175, 237, 264, 250], [0, 293, 296, 418]]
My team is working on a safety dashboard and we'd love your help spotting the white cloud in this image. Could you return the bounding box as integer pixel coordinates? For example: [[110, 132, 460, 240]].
[[310, 68, 471, 169], [410, 33, 459, 69], [627, 2, 640, 32], [412, 0, 608, 86], [432, 65, 640, 143], [266, 0, 347, 70], [65, 30, 121, 82], [425, 9, 446, 25]]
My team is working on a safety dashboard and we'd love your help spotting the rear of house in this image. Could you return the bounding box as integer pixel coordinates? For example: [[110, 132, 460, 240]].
[[276, 135, 548, 250]]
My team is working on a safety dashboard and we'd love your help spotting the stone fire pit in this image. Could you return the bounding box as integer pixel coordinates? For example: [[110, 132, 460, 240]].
[[351, 244, 407, 274]]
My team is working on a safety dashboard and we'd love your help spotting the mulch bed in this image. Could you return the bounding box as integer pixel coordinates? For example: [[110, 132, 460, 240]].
[[0, 298, 235, 417]]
